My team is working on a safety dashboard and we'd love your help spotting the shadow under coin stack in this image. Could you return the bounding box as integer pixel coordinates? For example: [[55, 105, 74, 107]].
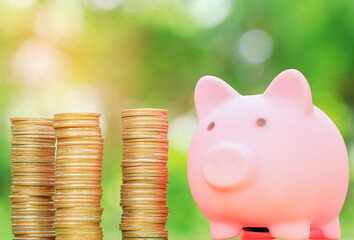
[[120, 108, 169, 239], [53, 113, 104, 240], [9, 117, 56, 240]]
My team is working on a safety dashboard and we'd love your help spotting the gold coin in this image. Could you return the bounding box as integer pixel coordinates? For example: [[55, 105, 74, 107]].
[[53, 113, 103, 238], [10, 118, 56, 239], [10, 117, 52, 121], [121, 107, 167, 115], [120, 108, 169, 237], [122, 206, 168, 212], [54, 112, 100, 118]]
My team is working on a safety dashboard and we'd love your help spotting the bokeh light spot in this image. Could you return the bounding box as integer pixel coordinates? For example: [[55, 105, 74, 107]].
[[8, 0, 37, 8], [169, 115, 198, 152], [35, 2, 84, 43], [173, 0, 232, 29], [12, 39, 71, 86], [191, 0, 232, 28], [348, 143, 354, 170], [92, 0, 123, 10], [239, 29, 274, 64]]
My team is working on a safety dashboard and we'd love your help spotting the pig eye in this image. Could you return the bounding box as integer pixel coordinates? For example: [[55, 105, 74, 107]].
[[207, 122, 215, 131], [256, 118, 267, 127]]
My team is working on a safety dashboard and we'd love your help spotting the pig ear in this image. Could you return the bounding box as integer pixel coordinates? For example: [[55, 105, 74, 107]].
[[264, 69, 313, 115], [195, 76, 240, 120]]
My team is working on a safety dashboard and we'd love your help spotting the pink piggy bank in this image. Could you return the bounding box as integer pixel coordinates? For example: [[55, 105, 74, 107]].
[[187, 69, 349, 240]]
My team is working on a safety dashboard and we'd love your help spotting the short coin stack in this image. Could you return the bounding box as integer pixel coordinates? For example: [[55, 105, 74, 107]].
[[9, 117, 56, 240], [53, 113, 104, 240], [120, 108, 169, 239]]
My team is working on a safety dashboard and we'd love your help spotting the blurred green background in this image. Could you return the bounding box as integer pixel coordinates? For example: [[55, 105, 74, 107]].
[[0, 0, 353, 239]]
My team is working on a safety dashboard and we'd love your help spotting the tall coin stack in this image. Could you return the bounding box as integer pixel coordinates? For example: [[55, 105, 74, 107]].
[[120, 108, 169, 239], [9, 117, 56, 240], [53, 113, 104, 240]]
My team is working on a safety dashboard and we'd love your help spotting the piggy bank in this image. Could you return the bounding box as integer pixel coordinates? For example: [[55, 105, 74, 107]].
[[187, 69, 349, 240]]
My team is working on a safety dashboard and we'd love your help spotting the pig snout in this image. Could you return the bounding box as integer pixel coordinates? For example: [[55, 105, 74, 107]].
[[202, 143, 255, 189]]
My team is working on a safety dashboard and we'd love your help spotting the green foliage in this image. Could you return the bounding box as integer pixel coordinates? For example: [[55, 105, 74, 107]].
[[0, 0, 353, 239]]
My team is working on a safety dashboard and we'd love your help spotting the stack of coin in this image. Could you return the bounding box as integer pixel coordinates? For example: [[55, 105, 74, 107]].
[[120, 108, 169, 239], [53, 113, 104, 240], [9, 117, 56, 240]]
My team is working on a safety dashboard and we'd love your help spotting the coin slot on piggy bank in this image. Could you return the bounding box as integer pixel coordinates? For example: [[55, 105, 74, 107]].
[[187, 69, 349, 240]]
